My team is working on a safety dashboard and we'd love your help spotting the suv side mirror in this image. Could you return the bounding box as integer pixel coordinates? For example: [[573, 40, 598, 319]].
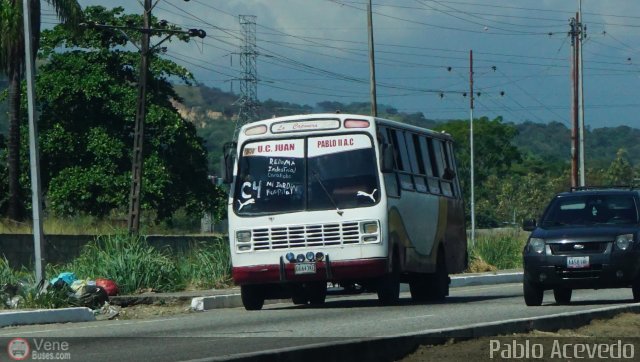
[[380, 143, 395, 173], [523, 219, 537, 231], [220, 142, 236, 184]]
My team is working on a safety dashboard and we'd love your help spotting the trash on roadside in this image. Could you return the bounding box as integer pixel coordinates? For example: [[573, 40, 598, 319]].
[[95, 278, 119, 296], [50, 272, 77, 286], [94, 303, 121, 320], [70, 279, 109, 309]]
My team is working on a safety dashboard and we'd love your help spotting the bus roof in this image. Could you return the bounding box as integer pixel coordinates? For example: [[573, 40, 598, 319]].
[[239, 113, 452, 140]]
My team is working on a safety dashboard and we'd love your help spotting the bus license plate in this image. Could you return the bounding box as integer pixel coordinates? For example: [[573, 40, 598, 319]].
[[294, 263, 316, 275], [567, 256, 589, 269]]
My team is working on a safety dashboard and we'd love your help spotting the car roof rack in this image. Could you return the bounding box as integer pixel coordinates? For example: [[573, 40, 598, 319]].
[[569, 185, 636, 192]]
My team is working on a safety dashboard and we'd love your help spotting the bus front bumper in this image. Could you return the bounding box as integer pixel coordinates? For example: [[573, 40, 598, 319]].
[[232, 257, 388, 285]]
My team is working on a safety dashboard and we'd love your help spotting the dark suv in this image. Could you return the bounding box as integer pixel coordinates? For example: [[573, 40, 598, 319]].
[[522, 187, 640, 306]]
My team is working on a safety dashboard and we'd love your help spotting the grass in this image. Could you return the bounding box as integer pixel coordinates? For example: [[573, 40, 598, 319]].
[[468, 229, 527, 272], [52, 234, 232, 295], [60, 233, 184, 294], [178, 240, 232, 290], [0, 212, 217, 235], [0, 216, 124, 235], [3, 233, 233, 309], [1, 257, 73, 309]]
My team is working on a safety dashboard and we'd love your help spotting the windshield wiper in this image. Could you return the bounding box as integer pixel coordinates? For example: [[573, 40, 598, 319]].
[[312, 170, 343, 216]]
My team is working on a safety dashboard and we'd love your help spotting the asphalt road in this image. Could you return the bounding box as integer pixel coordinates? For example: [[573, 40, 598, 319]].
[[0, 283, 637, 361]]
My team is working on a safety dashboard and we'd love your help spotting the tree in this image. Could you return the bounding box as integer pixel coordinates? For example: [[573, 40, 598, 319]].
[[31, 6, 217, 220], [434, 116, 522, 226], [605, 148, 635, 186], [0, 0, 81, 221]]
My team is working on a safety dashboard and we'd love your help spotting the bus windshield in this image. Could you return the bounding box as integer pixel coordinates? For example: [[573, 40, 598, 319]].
[[233, 134, 379, 215]]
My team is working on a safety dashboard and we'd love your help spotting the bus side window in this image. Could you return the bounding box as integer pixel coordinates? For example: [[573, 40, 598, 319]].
[[432, 138, 453, 197], [425, 137, 442, 195], [410, 134, 428, 193], [377, 128, 394, 173], [442, 141, 457, 197], [380, 127, 400, 198], [397, 131, 415, 191], [387, 128, 403, 169]]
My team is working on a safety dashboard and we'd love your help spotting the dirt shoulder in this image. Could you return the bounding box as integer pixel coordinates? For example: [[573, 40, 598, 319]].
[[400, 312, 640, 361], [95, 300, 195, 321]]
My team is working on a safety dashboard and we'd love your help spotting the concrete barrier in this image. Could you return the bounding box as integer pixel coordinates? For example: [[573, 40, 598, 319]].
[[0, 307, 95, 328]]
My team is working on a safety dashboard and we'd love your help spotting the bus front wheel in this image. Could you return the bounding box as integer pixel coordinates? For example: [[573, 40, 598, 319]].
[[307, 281, 327, 305], [241, 285, 265, 311], [377, 257, 400, 305]]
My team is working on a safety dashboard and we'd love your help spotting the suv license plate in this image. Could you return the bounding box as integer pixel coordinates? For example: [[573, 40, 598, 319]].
[[567, 256, 589, 269], [294, 263, 316, 275]]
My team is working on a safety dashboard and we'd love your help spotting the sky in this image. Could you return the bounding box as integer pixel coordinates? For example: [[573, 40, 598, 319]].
[[42, 0, 640, 129]]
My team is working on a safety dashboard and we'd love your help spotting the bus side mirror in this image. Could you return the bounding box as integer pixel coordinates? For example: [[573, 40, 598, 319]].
[[523, 219, 536, 231], [220, 142, 236, 184], [380, 143, 395, 173]]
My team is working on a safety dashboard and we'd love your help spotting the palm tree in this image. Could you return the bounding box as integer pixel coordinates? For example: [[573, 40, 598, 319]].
[[0, 0, 81, 221]]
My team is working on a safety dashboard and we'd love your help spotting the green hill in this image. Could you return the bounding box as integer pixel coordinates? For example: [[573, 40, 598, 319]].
[[1, 82, 637, 175], [513, 121, 640, 170]]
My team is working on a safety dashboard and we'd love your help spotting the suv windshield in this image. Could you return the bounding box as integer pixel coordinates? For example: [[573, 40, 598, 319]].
[[541, 194, 639, 227], [233, 134, 379, 215]]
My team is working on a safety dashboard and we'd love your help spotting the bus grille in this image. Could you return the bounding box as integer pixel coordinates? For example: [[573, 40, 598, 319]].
[[252, 222, 361, 250]]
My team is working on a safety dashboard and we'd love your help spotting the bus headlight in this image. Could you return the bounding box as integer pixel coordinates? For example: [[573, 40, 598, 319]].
[[286, 252, 296, 263], [616, 234, 633, 251], [236, 230, 252, 243], [528, 238, 545, 254], [361, 221, 378, 234]]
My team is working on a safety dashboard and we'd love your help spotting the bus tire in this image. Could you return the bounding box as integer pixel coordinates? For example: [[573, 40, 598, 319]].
[[307, 281, 327, 305], [409, 276, 429, 302], [430, 249, 449, 301], [241, 285, 265, 311], [291, 284, 308, 305], [377, 256, 400, 305]]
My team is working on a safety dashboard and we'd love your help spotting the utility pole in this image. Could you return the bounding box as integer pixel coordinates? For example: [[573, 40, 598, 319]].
[[569, 16, 579, 189], [469, 50, 475, 247], [22, 0, 46, 282], [235, 15, 259, 137], [128, 0, 152, 234], [578, 0, 586, 187], [367, 0, 378, 117], [119, 0, 205, 233]]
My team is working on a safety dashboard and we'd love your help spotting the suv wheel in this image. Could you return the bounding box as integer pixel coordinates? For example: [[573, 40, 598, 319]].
[[523, 278, 544, 306], [553, 288, 572, 305]]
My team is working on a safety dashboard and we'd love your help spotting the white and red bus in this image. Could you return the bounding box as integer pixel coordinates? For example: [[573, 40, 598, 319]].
[[222, 113, 467, 310]]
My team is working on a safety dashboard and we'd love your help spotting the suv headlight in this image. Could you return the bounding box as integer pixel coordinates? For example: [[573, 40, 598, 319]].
[[615, 234, 633, 251], [528, 238, 545, 254]]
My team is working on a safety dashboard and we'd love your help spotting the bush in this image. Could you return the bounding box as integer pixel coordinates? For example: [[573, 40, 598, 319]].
[[178, 238, 232, 290], [469, 230, 526, 270], [64, 233, 183, 294], [0, 256, 19, 286]]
